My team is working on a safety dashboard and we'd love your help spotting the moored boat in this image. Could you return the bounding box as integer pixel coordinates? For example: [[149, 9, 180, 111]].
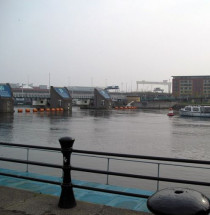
[[179, 105, 210, 117]]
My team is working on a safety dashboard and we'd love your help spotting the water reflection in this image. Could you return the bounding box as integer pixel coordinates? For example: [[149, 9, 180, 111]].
[[170, 116, 210, 160], [89, 109, 112, 118], [0, 113, 14, 142], [1, 107, 210, 160], [1, 108, 210, 196]]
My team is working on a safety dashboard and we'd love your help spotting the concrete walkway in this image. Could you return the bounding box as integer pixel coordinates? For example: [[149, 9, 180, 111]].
[[0, 168, 153, 213], [0, 186, 151, 215]]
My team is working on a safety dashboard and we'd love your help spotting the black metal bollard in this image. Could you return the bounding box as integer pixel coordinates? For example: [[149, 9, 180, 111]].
[[58, 137, 76, 209], [147, 187, 210, 215]]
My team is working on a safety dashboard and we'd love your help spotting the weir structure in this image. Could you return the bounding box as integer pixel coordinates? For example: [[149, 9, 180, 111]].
[[94, 88, 112, 109], [0, 83, 14, 113], [50, 86, 72, 111]]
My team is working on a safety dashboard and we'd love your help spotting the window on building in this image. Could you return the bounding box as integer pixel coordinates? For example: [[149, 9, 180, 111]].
[[193, 107, 199, 112]]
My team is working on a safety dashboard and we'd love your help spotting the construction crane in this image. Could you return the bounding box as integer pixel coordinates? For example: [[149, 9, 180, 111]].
[[136, 80, 171, 93]]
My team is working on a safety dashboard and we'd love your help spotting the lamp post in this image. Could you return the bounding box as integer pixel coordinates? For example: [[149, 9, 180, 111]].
[[21, 83, 25, 98]]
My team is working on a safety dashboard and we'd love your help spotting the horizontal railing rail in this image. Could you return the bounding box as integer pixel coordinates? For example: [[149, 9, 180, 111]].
[[0, 142, 61, 151], [72, 149, 210, 165], [0, 171, 60, 185], [71, 166, 210, 187], [1, 141, 210, 165], [0, 157, 62, 169], [1, 155, 209, 187], [72, 152, 210, 188], [0, 137, 210, 208], [0, 171, 149, 199]]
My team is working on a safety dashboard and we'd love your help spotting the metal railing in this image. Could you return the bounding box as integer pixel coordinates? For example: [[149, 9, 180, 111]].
[[71, 150, 210, 189], [0, 137, 210, 209], [71, 152, 210, 191]]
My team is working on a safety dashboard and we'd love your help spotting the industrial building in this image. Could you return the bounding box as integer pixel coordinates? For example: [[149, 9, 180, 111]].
[[172, 76, 210, 97]]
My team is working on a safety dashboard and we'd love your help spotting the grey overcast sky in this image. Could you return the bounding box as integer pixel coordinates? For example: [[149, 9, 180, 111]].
[[0, 0, 210, 90]]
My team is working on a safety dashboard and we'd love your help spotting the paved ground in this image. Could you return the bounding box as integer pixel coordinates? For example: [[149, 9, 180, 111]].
[[0, 168, 152, 213], [0, 186, 151, 215]]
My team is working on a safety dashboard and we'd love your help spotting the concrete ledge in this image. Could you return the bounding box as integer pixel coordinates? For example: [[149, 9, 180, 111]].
[[0, 186, 150, 215], [0, 168, 152, 213]]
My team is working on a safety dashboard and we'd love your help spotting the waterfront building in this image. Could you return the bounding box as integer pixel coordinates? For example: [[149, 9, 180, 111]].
[[172, 76, 210, 98]]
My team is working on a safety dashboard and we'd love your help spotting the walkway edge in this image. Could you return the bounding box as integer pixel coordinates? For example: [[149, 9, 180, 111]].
[[0, 186, 150, 215]]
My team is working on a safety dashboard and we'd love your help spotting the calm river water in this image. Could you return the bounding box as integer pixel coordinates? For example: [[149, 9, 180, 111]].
[[1, 107, 210, 195]]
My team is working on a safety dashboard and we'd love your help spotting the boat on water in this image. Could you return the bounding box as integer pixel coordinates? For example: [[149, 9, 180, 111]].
[[167, 108, 174, 116], [179, 105, 210, 117]]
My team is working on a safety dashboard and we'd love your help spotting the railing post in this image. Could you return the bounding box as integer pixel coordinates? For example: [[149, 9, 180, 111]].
[[106, 158, 110, 185], [26, 148, 29, 172], [58, 137, 76, 208], [157, 163, 160, 191]]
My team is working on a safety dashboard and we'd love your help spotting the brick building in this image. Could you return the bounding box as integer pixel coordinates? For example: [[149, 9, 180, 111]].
[[172, 76, 210, 97]]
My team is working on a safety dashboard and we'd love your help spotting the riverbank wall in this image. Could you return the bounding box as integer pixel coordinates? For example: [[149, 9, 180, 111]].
[[134, 101, 177, 109]]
